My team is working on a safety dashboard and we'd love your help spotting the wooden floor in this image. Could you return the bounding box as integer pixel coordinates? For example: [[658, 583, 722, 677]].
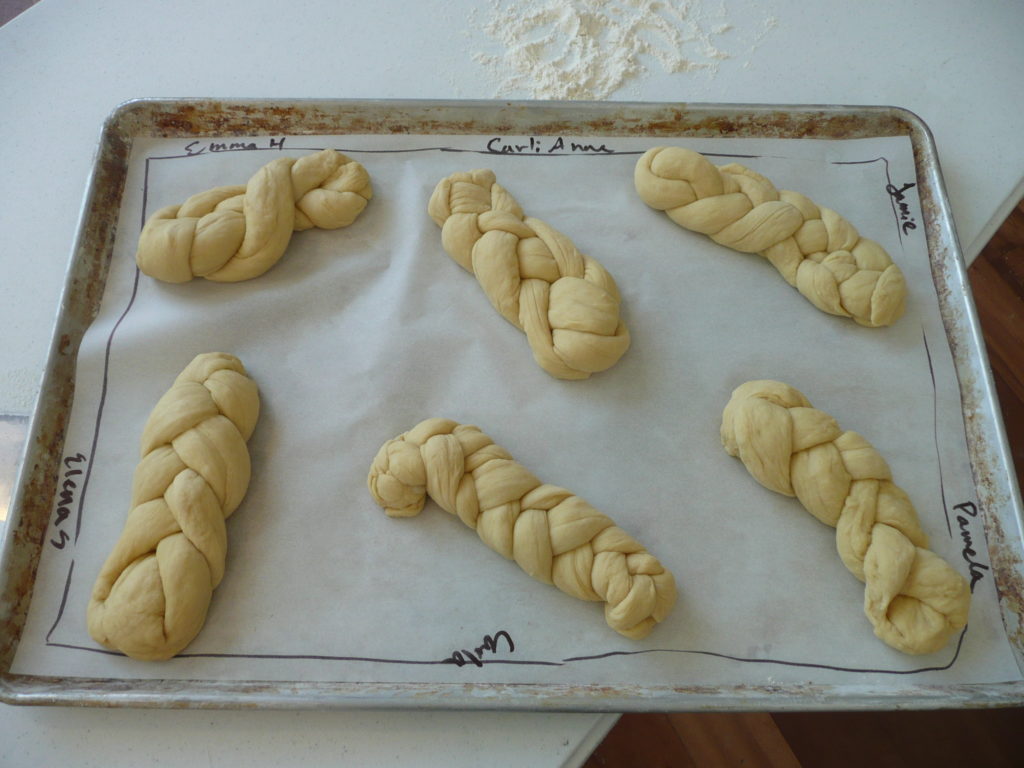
[[583, 203, 1024, 767]]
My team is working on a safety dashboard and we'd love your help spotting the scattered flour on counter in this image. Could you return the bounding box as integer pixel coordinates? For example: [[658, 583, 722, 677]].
[[468, 0, 778, 100]]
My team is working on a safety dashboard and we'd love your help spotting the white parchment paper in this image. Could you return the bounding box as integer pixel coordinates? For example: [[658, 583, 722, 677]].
[[12, 131, 1021, 689]]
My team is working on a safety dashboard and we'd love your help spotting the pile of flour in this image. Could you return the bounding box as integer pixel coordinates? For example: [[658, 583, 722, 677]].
[[468, 0, 777, 100]]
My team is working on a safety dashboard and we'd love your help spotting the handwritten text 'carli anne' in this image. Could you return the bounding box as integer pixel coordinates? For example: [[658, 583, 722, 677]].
[[486, 136, 614, 155], [184, 137, 286, 156]]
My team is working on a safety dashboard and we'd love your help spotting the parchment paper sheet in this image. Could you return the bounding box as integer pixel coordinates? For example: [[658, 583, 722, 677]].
[[12, 131, 1022, 689]]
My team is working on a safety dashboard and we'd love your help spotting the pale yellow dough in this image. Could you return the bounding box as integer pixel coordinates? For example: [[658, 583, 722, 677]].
[[634, 147, 907, 327], [428, 170, 630, 380], [137, 149, 372, 283], [721, 380, 970, 654], [87, 353, 260, 661], [368, 418, 676, 638]]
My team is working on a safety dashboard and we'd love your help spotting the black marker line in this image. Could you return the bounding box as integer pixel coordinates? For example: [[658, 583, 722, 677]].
[[140, 156, 151, 231], [50, 149, 958, 680], [439, 659, 561, 667], [832, 157, 887, 166], [178, 652, 448, 664], [150, 146, 460, 160], [44, 560, 75, 643], [459, 150, 763, 159], [47, 627, 965, 675], [46, 642, 124, 657], [43, 643, 446, 664], [563, 627, 966, 675], [923, 327, 953, 537], [452, 149, 638, 157], [47, 630, 964, 675], [177, 652, 553, 665], [72, 267, 141, 546], [44, 642, 560, 666], [340, 146, 460, 154], [688, 152, 763, 159]]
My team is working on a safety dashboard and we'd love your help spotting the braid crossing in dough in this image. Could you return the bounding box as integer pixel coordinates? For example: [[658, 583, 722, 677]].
[[137, 149, 372, 283], [634, 147, 907, 327], [428, 169, 630, 380], [368, 418, 676, 639], [87, 353, 260, 661], [721, 380, 969, 654]]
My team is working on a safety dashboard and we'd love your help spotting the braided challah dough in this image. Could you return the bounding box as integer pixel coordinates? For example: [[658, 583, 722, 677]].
[[634, 147, 907, 327], [137, 149, 372, 283], [368, 418, 676, 638], [87, 353, 260, 660], [428, 170, 630, 380], [721, 380, 969, 654]]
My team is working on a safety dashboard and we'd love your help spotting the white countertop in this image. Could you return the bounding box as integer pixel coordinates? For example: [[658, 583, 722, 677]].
[[1, 0, 1021, 764]]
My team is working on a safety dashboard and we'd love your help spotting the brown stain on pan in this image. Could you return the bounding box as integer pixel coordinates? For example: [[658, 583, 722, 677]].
[[572, 108, 909, 140], [911, 111, 1024, 658], [137, 100, 913, 143], [982, 507, 1024, 648], [0, 396, 69, 670]]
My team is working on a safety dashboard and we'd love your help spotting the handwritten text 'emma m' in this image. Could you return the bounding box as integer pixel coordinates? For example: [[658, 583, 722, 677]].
[[184, 137, 286, 156]]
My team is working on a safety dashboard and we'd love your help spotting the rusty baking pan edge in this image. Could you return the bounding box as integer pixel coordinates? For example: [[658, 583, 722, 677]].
[[1, 98, 1021, 710], [0, 104, 131, 676], [1, 677, 1024, 711]]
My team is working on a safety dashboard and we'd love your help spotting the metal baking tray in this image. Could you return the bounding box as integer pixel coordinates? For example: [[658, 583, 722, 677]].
[[2, 98, 1022, 710]]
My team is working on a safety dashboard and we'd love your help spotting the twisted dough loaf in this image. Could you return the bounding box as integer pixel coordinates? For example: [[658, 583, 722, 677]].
[[721, 380, 969, 654], [428, 170, 630, 380], [87, 353, 260, 660], [137, 149, 372, 283], [634, 147, 907, 327], [368, 418, 676, 638]]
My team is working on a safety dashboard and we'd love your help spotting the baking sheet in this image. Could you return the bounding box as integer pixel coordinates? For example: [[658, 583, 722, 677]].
[[10, 129, 1022, 691]]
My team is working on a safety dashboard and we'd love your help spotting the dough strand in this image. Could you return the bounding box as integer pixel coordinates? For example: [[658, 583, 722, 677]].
[[428, 170, 630, 379], [137, 149, 372, 283], [634, 147, 907, 327], [721, 380, 969, 654], [87, 352, 260, 660], [368, 418, 676, 638]]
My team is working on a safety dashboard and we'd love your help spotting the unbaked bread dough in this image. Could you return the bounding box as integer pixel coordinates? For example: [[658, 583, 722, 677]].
[[721, 380, 970, 654], [428, 170, 630, 380], [368, 418, 676, 638], [86, 352, 260, 660], [634, 147, 907, 327], [137, 149, 372, 283]]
